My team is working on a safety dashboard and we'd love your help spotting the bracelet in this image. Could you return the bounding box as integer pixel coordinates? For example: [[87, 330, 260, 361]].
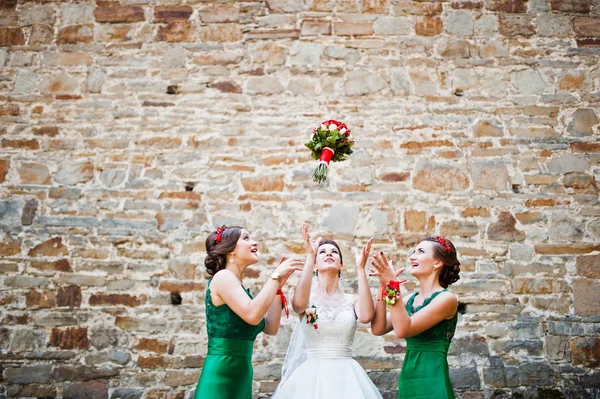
[[381, 280, 406, 306], [277, 289, 289, 318]]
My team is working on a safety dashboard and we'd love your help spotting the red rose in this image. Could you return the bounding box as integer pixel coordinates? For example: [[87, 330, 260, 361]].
[[388, 280, 400, 290]]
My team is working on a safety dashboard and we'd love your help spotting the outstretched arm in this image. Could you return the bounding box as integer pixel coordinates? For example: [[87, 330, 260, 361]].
[[292, 224, 320, 314], [372, 252, 457, 338], [212, 258, 304, 327], [353, 239, 375, 323]]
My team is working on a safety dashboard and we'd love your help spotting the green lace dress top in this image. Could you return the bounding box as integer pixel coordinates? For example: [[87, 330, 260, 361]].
[[195, 278, 265, 399], [398, 290, 458, 399]]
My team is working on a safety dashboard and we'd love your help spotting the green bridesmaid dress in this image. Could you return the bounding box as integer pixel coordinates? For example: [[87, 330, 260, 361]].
[[398, 290, 458, 399], [195, 278, 265, 399]]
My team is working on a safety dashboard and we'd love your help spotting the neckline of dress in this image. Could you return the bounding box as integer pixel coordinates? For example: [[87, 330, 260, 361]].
[[411, 289, 446, 311]]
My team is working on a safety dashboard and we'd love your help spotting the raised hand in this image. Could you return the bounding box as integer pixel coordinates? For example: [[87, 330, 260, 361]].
[[302, 223, 321, 256], [275, 256, 304, 288], [352, 238, 373, 271], [369, 251, 405, 286]]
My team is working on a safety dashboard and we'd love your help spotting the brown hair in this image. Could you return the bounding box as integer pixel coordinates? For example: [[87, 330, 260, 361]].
[[204, 226, 243, 276], [422, 237, 460, 288]]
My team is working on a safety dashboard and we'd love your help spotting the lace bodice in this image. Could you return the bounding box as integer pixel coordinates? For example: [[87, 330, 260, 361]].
[[406, 290, 457, 342], [301, 292, 357, 349], [205, 279, 265, 341]]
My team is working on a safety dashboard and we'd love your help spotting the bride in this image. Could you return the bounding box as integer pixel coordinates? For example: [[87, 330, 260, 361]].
[[272, 224, 382, 398]]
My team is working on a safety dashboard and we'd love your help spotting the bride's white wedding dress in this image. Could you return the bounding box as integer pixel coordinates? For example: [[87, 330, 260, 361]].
[[272, 289, 382, 399]]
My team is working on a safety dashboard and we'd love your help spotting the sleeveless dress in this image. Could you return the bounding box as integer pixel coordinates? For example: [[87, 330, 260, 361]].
[[273, 293, 382, 398], [195, 279, 265, 399], [398, 290, 458, 399]]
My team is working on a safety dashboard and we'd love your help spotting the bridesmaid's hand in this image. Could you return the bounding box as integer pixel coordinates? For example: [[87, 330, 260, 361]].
[[369, 251, 404, 286], [302, 223, 321, 257], [275, 256, 304, 288], [352, 238, 373, 271]]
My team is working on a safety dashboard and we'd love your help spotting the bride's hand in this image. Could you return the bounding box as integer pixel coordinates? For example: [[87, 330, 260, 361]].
[[369, 251, 404, 286], [352, 238, 372, 271], [302, 223, 321, 257]]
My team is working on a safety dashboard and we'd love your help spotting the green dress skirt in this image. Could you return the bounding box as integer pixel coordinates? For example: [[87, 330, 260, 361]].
[[398, 290, 457, 399], [195, 279, 265, 399]]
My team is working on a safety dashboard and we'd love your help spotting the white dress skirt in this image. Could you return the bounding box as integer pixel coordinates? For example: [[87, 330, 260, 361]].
[[272, 293, 382, 399]]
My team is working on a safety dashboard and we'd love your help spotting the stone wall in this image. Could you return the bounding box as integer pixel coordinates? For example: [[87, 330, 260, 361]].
[[1, 0, 599, 398]]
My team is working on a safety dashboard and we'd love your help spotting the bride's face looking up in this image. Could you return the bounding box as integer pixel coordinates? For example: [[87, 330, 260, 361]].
[[315, 243, 342, 273]]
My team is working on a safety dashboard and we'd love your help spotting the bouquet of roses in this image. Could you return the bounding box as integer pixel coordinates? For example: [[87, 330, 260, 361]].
[[304, 119, 355, 183]]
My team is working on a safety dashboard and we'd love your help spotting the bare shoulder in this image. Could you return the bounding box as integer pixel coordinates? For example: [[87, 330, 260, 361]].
[[436, 290, 458, 305], [210, 269, 237, 289]]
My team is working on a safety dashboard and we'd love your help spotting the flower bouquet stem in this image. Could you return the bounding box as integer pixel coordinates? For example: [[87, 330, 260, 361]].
[[311, 147, 334, 183]]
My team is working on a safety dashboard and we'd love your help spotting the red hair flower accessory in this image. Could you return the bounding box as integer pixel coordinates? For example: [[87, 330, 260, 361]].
[[214, 225, 228, 244], [434, 236, 451, 252], [305, 119, 355, 183]]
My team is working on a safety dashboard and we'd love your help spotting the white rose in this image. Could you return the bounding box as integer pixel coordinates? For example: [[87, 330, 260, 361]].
[[320, 124, 327, 131], [329, 124, 337, 131], [339, 128, 347, 134]]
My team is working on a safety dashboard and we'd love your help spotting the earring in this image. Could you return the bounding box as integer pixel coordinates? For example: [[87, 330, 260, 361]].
[[338, 270, 341, 279]]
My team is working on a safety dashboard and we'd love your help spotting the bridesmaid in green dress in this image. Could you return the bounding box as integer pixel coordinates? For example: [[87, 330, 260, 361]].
[[195, 226, 304, 399], [370, 236, 461, 399]]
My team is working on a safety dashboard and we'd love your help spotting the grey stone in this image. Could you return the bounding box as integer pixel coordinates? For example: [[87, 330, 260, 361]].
[[90, 326, 121, 350], [567, 109, 599, 137], [64, 381, 109, 399], [5, 275, 50, 288], [518, 362, 557, 386], [55, 160, 94, 185], [0, 200, 23, 229], [409, 69, 438, 95], [87, 67, 106, 94], [37, 216, 100, 228], [449, 335, 490, 357], [19, 4, 55, 26], [289, 41, 322, 67], [373, 17, 412, 35], [445, 11, 474, 36], [508, 244, 534, 261], [100, 169, 126, 188], [60, 3, 95, 25], [449, 367, 481, 389], [247, 77, 285, 95], [100, 218, 156, 231], [5, 365, 52, 384], [511, 69, 551, 95], [35, 312, 88, 326], [265, 0, 310, 12], [11, 329, 46, 352], [547, 153, 589, 174], [344, 70, 386, 96], [322, 204, 359, 235], [475, 15, 498, 37], [391, 67, 412, 95], [453, 69, 479, 91], [537, 13, 574, 37], [549, 212, 584, 241], [162, 45, 186, 68], [12, 70, 37, 94], [85, 351, 131, 366], [110, 388, 143, 399], [546, 335, 571, 362]]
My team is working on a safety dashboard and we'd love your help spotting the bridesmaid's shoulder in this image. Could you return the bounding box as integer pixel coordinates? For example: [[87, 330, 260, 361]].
[[210, 269, 238, 288]]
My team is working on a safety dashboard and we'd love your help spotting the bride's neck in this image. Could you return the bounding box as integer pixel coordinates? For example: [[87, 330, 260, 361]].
[[316, 272, 340, 295]]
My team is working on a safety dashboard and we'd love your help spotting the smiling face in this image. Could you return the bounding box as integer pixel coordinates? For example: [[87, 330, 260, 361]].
[[230, 229, 259, 266], [315, 242, 342, 273], [408, 240, 443, 278]]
